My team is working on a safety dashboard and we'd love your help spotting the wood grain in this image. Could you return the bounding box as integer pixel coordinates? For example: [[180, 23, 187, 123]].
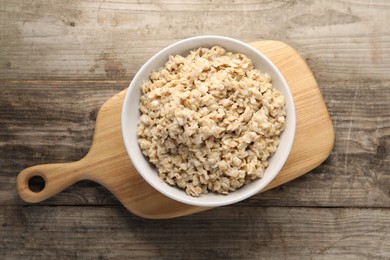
[[1, 0, 389, 81], [1, 79, 388, 208], [1, 0, 390, 258], [15, 41, 334, 218], [1, 206, 389, 259]]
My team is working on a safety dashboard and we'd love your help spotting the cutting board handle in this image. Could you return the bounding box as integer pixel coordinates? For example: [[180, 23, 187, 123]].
[[17, 160, 87, 203]]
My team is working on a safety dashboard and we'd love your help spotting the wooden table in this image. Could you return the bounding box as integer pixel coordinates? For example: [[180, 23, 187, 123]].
[[1, 0, 389, 258]]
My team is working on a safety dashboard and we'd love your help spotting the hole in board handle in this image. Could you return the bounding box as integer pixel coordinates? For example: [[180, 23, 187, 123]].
[[28, 176, 45, 193]]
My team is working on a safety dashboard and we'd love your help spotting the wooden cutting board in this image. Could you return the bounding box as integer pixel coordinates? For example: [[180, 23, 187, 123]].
[[17, 41, 334, 219]]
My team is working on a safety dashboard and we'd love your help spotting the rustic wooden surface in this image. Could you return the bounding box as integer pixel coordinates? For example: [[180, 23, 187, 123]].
[[0, 0, 389, 259]]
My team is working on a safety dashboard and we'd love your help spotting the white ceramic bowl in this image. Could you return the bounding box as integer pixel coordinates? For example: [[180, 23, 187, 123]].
[[122, 35, 295, 207]]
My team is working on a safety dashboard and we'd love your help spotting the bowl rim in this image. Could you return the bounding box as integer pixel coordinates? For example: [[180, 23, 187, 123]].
[[122, 35, 296, 207]]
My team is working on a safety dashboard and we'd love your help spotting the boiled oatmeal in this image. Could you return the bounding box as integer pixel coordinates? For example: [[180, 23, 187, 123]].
[[137, 46, 286, 197]]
